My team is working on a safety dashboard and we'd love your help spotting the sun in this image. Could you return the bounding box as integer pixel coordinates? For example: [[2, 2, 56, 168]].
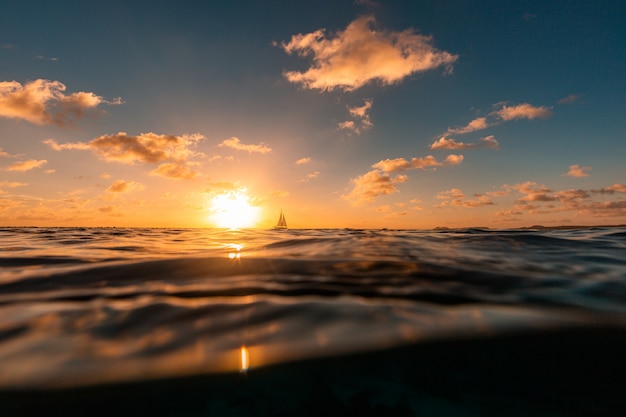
[[209, 188, 260, 229]]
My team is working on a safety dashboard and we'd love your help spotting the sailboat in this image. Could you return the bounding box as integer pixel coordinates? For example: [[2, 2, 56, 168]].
[[274, 209, 287, 229]]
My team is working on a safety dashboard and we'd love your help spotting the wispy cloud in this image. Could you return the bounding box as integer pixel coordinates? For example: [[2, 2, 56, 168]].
[[106, 179, 144, 193], [278, 15, 458, 91], [445, 117, 489, 135], [339, 98, 374, 135], [295, 157, 311, 165], [45, 132, 205, 180], [592, 184, 626, 194], [33, 55, 58, 61], [500, 181, 626, 218], [563, 164, 591, 177], [0, 79, 121, 126], [435, 188, 494, 208], [558, 94, 580, 104], [431, 102, 552, 150], [0, 180, 27, 188], [4, 159, 47, 172], [494, 103, 553, 121], [430, 135, 499, 150], [299, 171, 320, 182], [372, 154, 463, 173], [218, 137, 272, 154]]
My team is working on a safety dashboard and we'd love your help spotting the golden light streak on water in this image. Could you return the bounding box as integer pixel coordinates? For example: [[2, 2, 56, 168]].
[[240, 345, 249, 373]]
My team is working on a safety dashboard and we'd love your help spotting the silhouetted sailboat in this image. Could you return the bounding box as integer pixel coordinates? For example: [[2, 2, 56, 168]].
[[275, 209, 287, 229]]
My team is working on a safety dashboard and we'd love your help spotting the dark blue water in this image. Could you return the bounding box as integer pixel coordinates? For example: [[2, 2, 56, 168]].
[[1, 227, 625, 416]]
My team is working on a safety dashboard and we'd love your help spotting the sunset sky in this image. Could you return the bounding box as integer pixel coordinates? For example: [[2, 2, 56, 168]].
[[1, 0, 625, 228]]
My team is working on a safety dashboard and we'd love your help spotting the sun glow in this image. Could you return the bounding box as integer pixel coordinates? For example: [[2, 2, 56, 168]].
[[209, 188, 260, 229]]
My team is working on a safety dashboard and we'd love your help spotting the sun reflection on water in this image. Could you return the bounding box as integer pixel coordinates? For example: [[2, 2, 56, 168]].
[[240, 345, 249, 373]]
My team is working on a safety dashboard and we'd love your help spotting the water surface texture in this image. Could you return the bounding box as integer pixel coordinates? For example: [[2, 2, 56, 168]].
[[1, 227, 625, 416]]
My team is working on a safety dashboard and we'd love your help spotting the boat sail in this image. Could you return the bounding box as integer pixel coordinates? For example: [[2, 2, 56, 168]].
[[275, 209, 287, 229]]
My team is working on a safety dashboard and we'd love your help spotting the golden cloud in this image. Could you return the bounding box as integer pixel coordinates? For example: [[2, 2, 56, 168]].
[[0, 79, 120, 126], [279, 15, 458, 91], [339, 98, 374, 134], [218, 137, 272, 154], [106, 180, 144, 193], [343, 169, 408, 204], [372, 154, 463, 173], [430, 135, 499, 150], [563, 164, 591, 178], [4, 159, 47, 172], [495, 103, 553, 121], [445, 117, 489, 135]]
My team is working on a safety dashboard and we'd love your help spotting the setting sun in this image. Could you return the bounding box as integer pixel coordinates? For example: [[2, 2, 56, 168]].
[[209, 188, 260, 229]]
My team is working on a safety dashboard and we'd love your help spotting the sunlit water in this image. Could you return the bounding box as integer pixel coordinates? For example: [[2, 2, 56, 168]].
[[1, 227, 625, 416]]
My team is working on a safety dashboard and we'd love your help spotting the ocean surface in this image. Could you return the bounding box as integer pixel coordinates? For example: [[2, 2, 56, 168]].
[[1, 226, 625, 416]]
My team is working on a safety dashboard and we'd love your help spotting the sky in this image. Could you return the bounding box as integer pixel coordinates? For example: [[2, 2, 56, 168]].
[[1, 0, 625, 228]]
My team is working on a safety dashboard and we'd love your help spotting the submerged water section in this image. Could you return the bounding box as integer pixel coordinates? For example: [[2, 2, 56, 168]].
[[0, 227, 624, 390]]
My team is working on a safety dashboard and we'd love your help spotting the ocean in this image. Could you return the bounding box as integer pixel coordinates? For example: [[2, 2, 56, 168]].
[[0, 227, 624, 416]]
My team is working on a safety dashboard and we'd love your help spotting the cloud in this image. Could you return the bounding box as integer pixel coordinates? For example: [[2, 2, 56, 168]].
[[0, 148, 18, 158], [106, 179, 144, 193], [563, 164, 591, 178], [372, 154, 463, 173], [150, 162, 200, 180], [434, 188, 494, 208], [218, 137, 271, 154], [345, 154, 463, 204], [446, 117, 489, 135], [494, 103, 553, 121], [45, 132, 205, 180], [278, 15, 458, 91], [0, 79, 120, 126], [343, 170, 408, 205], [339, 98, 374, 134], [295, 157, 311, 165], [513, 181, 556, 203], [299, 171, 320, 182], [0, 180, 27, 188], [558, 94, 580, 104], [430, 135, 499, 150], [4, 159, 47, 172], [592, 184, 626, 194]]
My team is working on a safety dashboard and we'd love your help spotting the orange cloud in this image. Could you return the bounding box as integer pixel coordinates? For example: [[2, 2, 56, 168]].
[[372, 154, 463, 172], [45, 132, 205, 180], [218, 137, 271, 154], [295, 157, 311, 165], [0, 180, 27, 188], [445, 117, 489, 135], [279, 15, 458, 91], [345, 154, 463, 204], [495, 103, 553, 121], [339, 99, 374, 135], [563, 164, 591, 178], [343, 170, 408, 204], [4, 159, 47, 172], [150, 162, 199, 180], [0, 79, 120, 126], [430, 135, 499, 150], [592, 184, 626, 194], [106, 180, 144, 193], [435, 188, 494, 208]]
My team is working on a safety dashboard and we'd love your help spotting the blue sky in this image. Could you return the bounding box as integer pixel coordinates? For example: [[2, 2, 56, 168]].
[[1, 0, 624, 228]]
